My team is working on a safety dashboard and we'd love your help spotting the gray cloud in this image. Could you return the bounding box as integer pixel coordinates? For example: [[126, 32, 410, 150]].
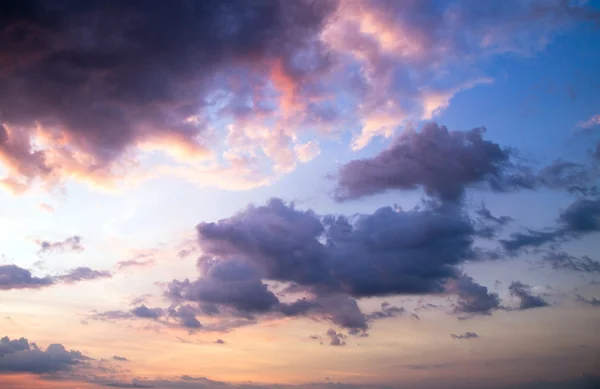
[[501, 197, 600, 254], [56, 267, 112, 284], [542, 251, 600, 273], [575, 294, 600, 307], [508, 282, 549, 310], [450, 332, 479, 339], [449, 275, 501, 316], [0, 265, 53, 290], [112, 356, 129, 362], [334, 123, 520, 202], [0, 336, 90, 374], [325, 328, 346, 346], [35, 235, 84, 255]]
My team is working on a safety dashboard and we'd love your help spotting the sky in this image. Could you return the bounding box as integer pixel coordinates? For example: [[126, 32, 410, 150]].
[[1, 1, 600, 388]]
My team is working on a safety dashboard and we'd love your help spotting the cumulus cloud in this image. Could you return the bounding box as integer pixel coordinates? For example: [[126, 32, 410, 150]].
[[325, 329, 347, 346], [450, 332, 479, 339], [0, 336, 90, 374], [334, 123, 598, 203], [1, 0, 597, 194], [0, 265, 53, 290], [334, 123, 525, 202], [447, 275, 501, 316], [34, 235, 84, 255], [508, 282, 549, 310]]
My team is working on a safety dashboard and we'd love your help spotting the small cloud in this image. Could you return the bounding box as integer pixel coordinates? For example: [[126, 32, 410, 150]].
[[113, 355, 129, 362], [577, 114, 600, 129], [35, 236, 84, 255], [509, 281, 549, 310], [576, 294, 600, 306], [450, 332, 479, 339], [214, 339, 225, 344], [326, 328, 347, 346]]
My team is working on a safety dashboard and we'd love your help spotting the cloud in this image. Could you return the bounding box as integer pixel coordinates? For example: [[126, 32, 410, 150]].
[[334, 123, 522, 202], [0, 336, 90, 374], [196, 198, 475, 298], [542, 251, 600, 273], [501, 197, 600, 253], [447, 275, 501, 316], [450, 332, 479, 339], [112, 356, 129, 362], [117, 259, 156, 270], [34, 236, 84, 255], [0, 265, 53, 290], [131, 305, 165, 320], [508, 282, 549, 310], [1, 1, 597, 194], [0, 0, 337, 193], [334, 124, 598, 204], [576, 294, 600, 306], [367, 302, 405, 321], [325, 329, 346, 346], [214, 339, 225, 345], [56, 267, 112, 284], [577, 114, 600, 129]]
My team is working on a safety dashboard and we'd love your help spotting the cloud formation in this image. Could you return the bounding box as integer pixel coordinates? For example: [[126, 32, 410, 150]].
[[0, 264, 111, 290], [0, 336, 90, 374], [508, 282, 549, 310], [334, 123, 521, 202], [1, 0, 597, 194], [501, 197, 600, 253], [0, 265, 53, 290], [450, 332, 479, 339], [34, 235, 83, 255]]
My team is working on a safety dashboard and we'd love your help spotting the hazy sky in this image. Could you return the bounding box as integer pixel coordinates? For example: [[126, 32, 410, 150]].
[[1, 1, 600, 389]]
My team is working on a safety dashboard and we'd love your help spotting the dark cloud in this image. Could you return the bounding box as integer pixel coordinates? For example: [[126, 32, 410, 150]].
[[214, 339, 225, 345], [449, 275, 501, 316], [56, 267, 112, 283], [166, 259, 280, 315], [325, 329, 346, 346], [576, 294, 600, 306], [0, 336, 90, 374], [536, 160, 597, 190], [0, 0, 337, 191], [501, 197, 600, 253], [474, 205, 513, 238], [0, 264, 53, 290], [367, 302, 405, 321], [34, 235, 83, 255], [450, 332, 479, 339], [334, 123, 520, 202], [131, 305, 165, 320], [167, 304, 202, 329], [156, 197, 481, 331], [112, 355, 129, 362], [195, 198, 475, 299], [508, 282, 549, 310], [542, 251, 600, 273]]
